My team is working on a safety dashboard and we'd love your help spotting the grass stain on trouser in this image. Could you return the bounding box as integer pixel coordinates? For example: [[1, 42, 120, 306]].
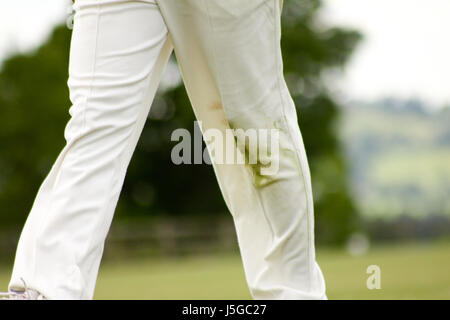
[[9, 0, 326, 300]]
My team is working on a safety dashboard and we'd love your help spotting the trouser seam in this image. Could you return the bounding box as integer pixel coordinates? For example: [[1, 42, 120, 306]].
[[74, 2, 102, 299], [272, 0, 313, 292]]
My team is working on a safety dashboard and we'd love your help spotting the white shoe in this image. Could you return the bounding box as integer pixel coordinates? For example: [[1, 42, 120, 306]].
[[0, 278, 46, 300]]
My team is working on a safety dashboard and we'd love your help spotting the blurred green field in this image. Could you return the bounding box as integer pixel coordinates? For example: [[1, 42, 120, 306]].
[[1, 241, 449, 299]]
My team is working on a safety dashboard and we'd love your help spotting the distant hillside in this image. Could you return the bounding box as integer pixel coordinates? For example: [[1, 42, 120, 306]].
[[339, 98, 450, 218]]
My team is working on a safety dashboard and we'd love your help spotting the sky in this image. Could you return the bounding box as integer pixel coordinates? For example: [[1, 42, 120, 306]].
[[0, 0, 449, 109], [320, 0, 450, 109]]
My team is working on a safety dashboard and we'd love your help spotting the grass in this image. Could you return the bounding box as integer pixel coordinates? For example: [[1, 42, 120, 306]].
[[0, 241, 449, 299]]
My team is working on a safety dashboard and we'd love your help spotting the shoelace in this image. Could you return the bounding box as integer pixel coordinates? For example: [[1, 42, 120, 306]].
[[0, 278, 46, 300], [0, 290, 28, 300]]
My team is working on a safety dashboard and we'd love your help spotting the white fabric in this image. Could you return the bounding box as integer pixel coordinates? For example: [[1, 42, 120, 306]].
[[9, 0, 326, 300]]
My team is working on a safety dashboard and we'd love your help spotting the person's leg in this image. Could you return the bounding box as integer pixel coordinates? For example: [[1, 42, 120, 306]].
[[9, 0, 173, 299], [157, 0, 326, 299]]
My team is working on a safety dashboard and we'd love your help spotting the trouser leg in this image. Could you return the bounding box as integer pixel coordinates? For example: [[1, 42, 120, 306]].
[[9, 0, 172, 299], [157, 0, 326, 299]]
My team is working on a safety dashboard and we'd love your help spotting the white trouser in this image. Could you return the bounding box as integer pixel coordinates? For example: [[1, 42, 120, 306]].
[[9, 0, 326, 300]]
